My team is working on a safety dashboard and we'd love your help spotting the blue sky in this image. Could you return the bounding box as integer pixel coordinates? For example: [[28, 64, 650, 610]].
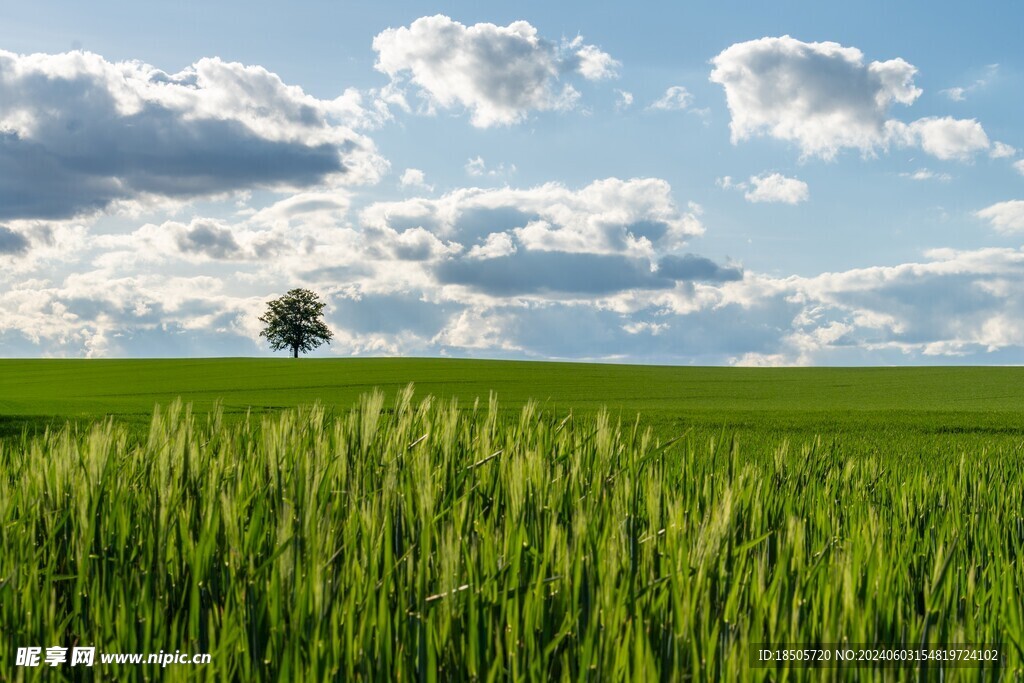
[[1, 1, 1023, 364]]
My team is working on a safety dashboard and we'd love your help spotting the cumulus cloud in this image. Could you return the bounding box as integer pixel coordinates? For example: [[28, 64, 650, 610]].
[[173, 221, 242, 259], [648, 86, 693, 111], [93, 218, 256, 264], [764, 246, 1024, 362], [990, 141, 1016, 159], [388, 226, 457, 262], [709, 36, 995, 162], [1015, 160, 1024, 176], [976, 201, 1024, 234], [431, 308, 517, 352], [0, 49, 386, 221], [887, 117, 990, 161], [361, 177, 705, 258], [744, 173, 809, 204], [353, 178, 728, 301], [467, 232, 517, 259], [0, 268, 263, 358], [436, 251, 677, 296], [568, 37, 621, 80], [718, 173, 809, 203], [241, 191, 352, 247], [400, 168, 432, 190], [615, 89, 634, 110], [372, 15, 618, 127], [710, 36, 921, 158]]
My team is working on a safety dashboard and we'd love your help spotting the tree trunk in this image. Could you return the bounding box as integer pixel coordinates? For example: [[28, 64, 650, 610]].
[[293, 345, 298, 358]]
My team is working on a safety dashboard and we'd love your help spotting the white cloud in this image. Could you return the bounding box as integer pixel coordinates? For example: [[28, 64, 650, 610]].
[[372, 15, 618, 127], [400, 168, 432, 190], [569, 38, 621, 80], [361, 177, 704, 258], [710, 36, 921, 159], [648, 86, 693, 111], [467, 232, 517, 259], [940, 64, 999, 102], [710, 38, 996, 163], [1014, 160, 1024, 176], [706, 245, 1024, 365], [622, 321, 669, 335], [246, 190, 350, 228], [899, 169, 952, 182], [464, 156, 516, 179], [465, 157, 487, 177], [718, 173, 809, 203], [514, 219, 616, 254], [0, 267, 263, 358], [976, 201, 1024, 233], [431, 308, 519, 351], [387, 226, 456, 262], [743, 173, 809, 204], [730, 352, 793, 367], [780, 247, 1024, 358], [990, 141, 1016, 159], [93, 218, 271, 266], [941, 87, 966, 102], [615, 89, 634, 110], [888, 116, 990, 161]]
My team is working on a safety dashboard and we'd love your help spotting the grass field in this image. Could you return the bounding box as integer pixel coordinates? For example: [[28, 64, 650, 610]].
[[4, 359, 1024, 449], [2, 359, 1024, 680]]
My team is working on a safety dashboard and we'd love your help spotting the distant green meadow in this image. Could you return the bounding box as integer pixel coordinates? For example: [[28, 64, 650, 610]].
[[2, 360, 1024, 680], [3, 359, 1024, 449]]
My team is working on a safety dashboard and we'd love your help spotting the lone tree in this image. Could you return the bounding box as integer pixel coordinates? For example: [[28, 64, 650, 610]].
[[259, 288, 334, 358]]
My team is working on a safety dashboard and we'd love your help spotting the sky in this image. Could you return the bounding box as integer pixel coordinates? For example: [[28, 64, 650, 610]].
[[1, 1, 1023, 364]]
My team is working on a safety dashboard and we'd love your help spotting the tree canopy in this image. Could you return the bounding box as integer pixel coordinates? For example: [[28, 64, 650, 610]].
[[259, 288, 333, 358]]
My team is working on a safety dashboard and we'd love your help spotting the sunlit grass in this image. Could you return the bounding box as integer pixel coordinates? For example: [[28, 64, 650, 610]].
[[2, 386, 1022, 680]]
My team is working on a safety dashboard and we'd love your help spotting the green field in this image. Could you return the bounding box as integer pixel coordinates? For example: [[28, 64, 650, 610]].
[[4, 359, 1024, 448], [2, 359, 1024, 680]]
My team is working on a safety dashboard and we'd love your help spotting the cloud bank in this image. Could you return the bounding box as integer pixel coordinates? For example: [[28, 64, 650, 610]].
[[0, 49, 386, 220], [3, 28, 1024, 366]]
